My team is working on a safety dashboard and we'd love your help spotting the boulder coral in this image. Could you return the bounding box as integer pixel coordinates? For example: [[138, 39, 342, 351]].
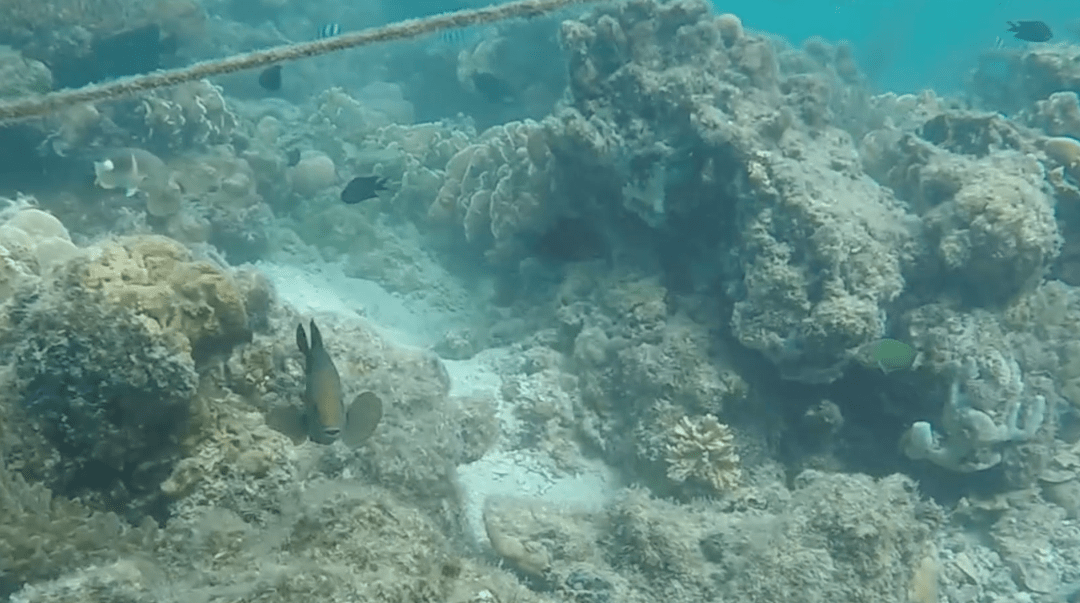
[[0, 204, 78, 299], [8, 262, 199, 524], [78, 235, 252, 362]]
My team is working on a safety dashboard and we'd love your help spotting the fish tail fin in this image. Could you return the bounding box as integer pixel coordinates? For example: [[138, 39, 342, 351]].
[[296, 323, 309, 355], [341, 391, 383, 448]]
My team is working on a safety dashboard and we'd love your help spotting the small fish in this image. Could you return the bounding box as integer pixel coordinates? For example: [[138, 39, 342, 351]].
[[268, 320, 383, 447], [93, 147, 167, 197], [867, 338, 917, 374], [440, 29, 467, 47], [341, 175, 388, 204], [318, 22, 342, 39], [258, 65, 282, 91], [471, 72, 515, 104], [1007, 20, 1052, 43], [426, 27, 490, 57], [285, 148, 302, 167]]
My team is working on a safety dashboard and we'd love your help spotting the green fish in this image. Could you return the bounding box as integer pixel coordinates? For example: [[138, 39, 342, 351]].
[[268, 320, 383, 447], [869, 338, 916, 374]]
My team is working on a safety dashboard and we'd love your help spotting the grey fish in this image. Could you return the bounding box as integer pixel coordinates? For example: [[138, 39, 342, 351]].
[[93, 147, 168, 197], [1007, 20, 1052, 43], [268, 320, 382, 447]]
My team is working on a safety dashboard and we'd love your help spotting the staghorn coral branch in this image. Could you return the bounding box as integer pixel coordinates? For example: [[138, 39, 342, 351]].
[[0, 0, 607, 124]]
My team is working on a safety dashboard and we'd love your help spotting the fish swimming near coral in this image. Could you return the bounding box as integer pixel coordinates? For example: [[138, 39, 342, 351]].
[[268, 320, 383, 447], [863, 338, 917, 374], [1007, 20, 1052, 42], [93, 147, 169, 197], [341, 175, 388, 204], [258, 65, 282, 91], [471, 72, 516, 104]]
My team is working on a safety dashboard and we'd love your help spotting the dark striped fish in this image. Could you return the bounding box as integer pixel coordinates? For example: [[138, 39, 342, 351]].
[[318, 22, 341, 39], [427, 27, 486, 55], [439, 29, 468, 47]]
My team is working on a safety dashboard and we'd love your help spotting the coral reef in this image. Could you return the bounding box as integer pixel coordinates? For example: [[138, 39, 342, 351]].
[[0, 203, 79, 299], [429, 118, 556, 261], [663, 414, 741, 492], [500, 0, 917, 383], [972, 45, 1080, 117], [0, 47, 50, 100], [7, 259, 199, 523], [0, 454, 157, 595], [124, 80, 237, 151], [287, 151, 337, 196], [924, 153, 1059, 302], [0, 227, 267, 526], [12, 0, 1080, 601], [78, 235, 252, 362], [902, 373, 1045, 472]]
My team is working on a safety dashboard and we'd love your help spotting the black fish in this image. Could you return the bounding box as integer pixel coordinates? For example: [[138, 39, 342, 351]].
[[341, 176, 388, 204], [1007, 20, 1052, 42], [258, 65, 282, 91], [472, 72, 515, 104], [285, 148, 301, 167]]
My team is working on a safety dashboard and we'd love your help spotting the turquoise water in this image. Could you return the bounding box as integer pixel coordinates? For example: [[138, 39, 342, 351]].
[[722, 0, 1074, 92]]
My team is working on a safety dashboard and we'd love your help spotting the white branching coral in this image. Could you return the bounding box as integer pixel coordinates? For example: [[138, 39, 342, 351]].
[[664, 414, 741, 492], [137, 80, 237, 149]]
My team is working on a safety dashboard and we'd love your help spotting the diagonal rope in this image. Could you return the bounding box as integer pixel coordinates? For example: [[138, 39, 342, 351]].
[[0, 0, 606, 123]]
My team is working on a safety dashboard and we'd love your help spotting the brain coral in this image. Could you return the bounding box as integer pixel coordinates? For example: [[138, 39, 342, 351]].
[[0, 205, 79, 299], [78, 235, 252, 362]]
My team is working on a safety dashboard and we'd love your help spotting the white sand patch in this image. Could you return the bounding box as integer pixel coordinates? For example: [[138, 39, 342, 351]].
[[256, 259, 621, 549], [255, 260, 451, 347]]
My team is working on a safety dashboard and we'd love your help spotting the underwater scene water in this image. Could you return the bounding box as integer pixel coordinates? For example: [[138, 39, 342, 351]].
[[0, 0, 1079, 601]]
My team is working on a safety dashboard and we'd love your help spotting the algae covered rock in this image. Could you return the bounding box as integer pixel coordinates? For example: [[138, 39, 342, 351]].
[[79, 235, 252, 362], [9, 272, 198, 524], [4, 234, 256, 523]]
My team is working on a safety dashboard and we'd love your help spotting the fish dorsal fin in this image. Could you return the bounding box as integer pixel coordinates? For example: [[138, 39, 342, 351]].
[[296, 322, 309, 356], [309, 320, 324, 351], [266, 404, 309, 444], [341, 391, 383, 448]]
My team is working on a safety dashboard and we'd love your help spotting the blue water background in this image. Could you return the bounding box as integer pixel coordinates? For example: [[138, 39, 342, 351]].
[[715, 0, 1074, 93]]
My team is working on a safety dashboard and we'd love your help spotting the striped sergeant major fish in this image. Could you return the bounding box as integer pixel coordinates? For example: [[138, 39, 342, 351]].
[[318, 22, 341, 39]]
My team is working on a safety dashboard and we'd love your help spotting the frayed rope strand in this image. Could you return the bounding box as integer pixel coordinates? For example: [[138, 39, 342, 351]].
[[0, 0, 606, 123]]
